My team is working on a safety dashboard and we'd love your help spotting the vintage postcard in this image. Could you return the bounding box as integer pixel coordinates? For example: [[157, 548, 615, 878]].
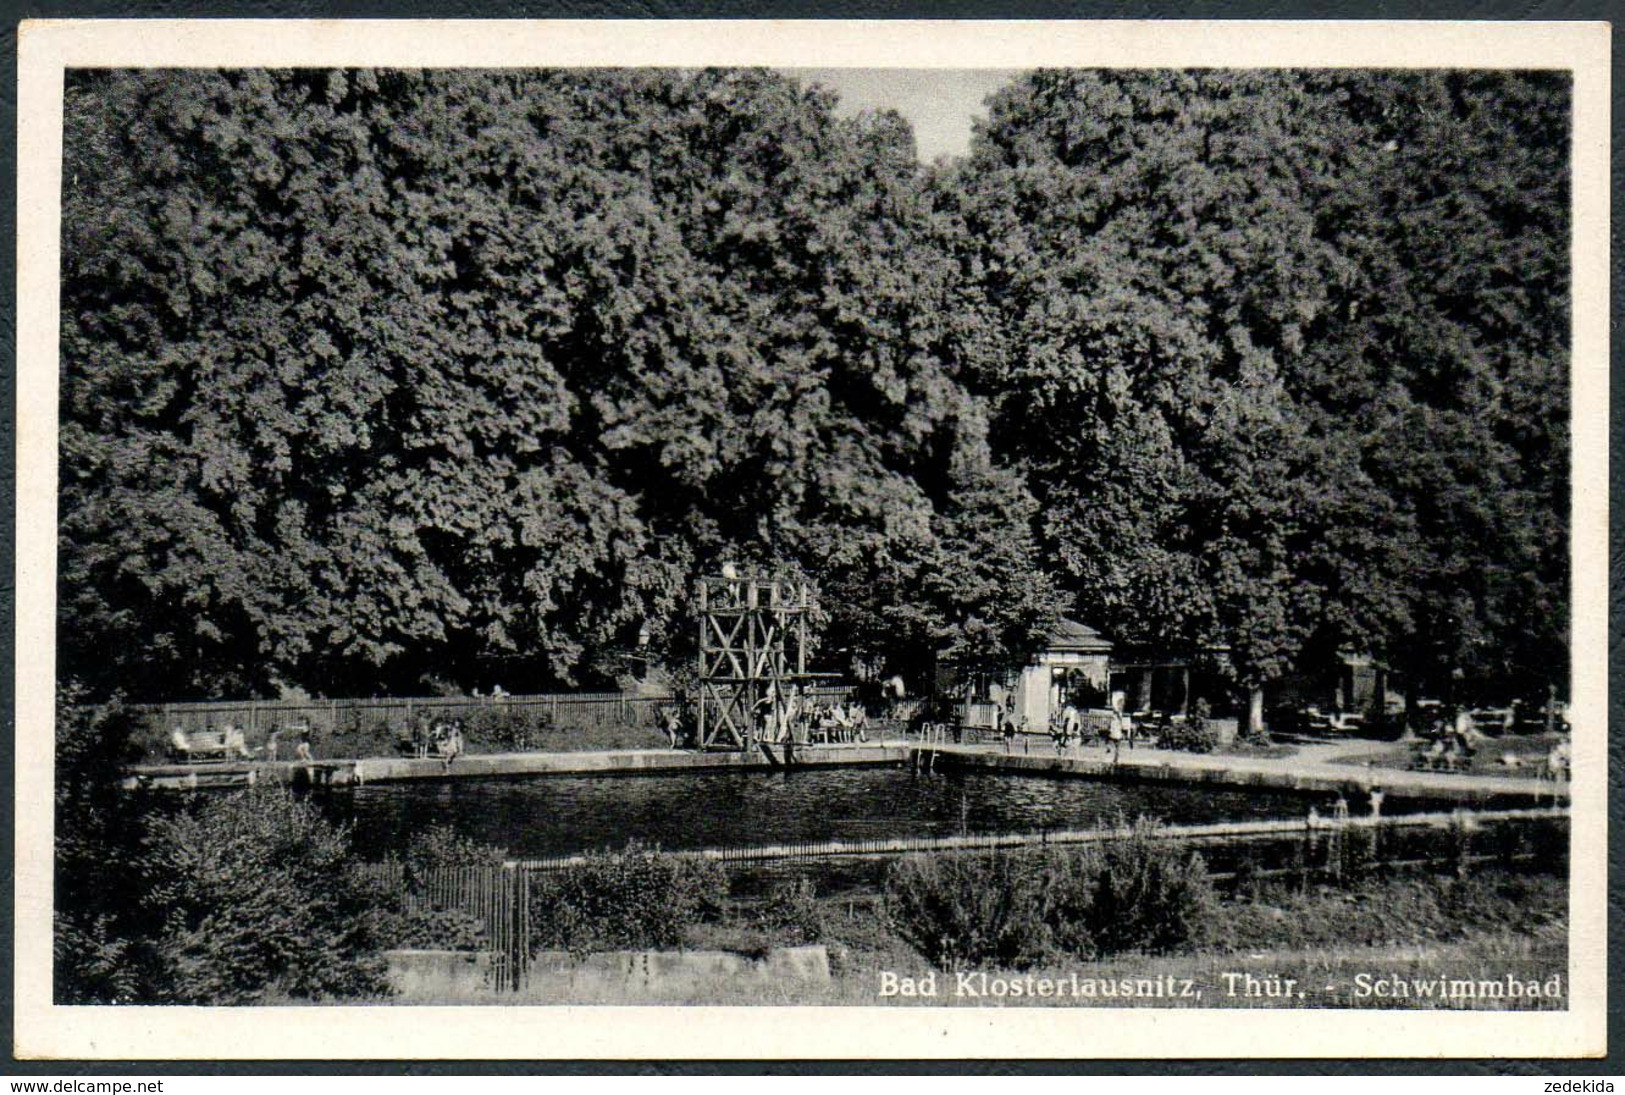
[[13, 18, 1609, 1060]]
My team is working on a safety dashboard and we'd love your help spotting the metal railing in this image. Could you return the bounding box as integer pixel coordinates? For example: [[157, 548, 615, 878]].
[[366, 861, 532, 991]]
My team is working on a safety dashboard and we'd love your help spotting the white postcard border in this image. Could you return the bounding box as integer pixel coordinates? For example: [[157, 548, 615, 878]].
[[14, 18, 1610, 1060]]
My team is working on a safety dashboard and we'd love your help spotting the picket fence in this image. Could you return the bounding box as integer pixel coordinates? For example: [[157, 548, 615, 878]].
[[136, 685, 853, 738]]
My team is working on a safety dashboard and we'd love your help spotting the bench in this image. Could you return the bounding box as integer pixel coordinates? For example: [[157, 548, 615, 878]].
[[167, 729, 238, 765], [1468, 707, 1514, 735], [1410, 741, 1475, 773], [1305, 709, 1366, 735]]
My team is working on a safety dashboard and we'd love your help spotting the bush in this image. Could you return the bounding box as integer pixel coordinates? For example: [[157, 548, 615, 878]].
[[1156, 710, 1219, 754], [884, 823, 1220, 970], [55, 689, 169, 1003], [1085, 821, 1218, 955], [461, 705, 540, 752], [401, 825, 508, 886], [1028, 846, 1103, 958], [883, 851, 1055, 971], [54, 911, 147, 1005], [142, 786, 393, 1003], [755, 877, 827, 945], [529, 844, 727, 958], [381, 907, 489, 950], [1213, 869, 1566, 954], [57, 687, 146, 802], [362, 827, 511, 949]]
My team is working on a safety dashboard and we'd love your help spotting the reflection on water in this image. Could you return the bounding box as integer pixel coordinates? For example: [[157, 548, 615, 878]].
[[324, 765, 1335, 862]]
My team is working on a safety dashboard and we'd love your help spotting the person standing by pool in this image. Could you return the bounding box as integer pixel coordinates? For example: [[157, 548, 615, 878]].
[[1107, 691, 1130, 760], [658, 704, 685, 749], [435, 718, 464, 771], [1054, 702, 1080, 754]]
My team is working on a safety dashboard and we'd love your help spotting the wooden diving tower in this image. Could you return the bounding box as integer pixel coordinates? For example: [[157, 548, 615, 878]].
[[694, 572, 818, 751]]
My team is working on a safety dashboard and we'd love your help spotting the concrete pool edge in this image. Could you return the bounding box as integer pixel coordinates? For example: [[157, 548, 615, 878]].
[[928, 744, 1566, 806], [121, 740, 1567, 806], [122, 742, 913, 789]]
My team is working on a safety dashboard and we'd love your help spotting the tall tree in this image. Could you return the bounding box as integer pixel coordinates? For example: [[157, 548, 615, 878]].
[[947, 69, 1568, 726], [1298, 70, 1571, 704], [61, 68, 1056, 699]]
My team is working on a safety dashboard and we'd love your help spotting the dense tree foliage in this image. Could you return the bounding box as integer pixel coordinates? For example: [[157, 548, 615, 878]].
[[62, 69, 1057, 698], [946, 70, 1568, 719], [49, 65, 1576, 1008], [61, 67, 1568, 712]]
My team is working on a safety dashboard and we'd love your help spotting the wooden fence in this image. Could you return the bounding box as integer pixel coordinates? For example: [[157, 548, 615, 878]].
[[134, 685, 854, 738]]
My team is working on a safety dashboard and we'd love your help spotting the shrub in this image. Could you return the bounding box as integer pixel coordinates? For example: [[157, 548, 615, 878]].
[[382, 907, 489, 951], [142, 785, 393, 1003], [54, 911, 147, 1005], [358, 829, 510, 951], [56, 687, 146, 802], [461, 705, 535, 752], [756, 877, 827, 945], [1156, 707, 1219, 754], [884, 823, 1219, 969], [325, 716, 394, 762], [1214, 870, 1566, 953], [1085, 821, 1218, 955], [883, 852, 1055, 971], [529, 844, 726, 958], [1029, 846, 1104, 958], [402, 825, 508, 887], [55, 689, 168, 1003]]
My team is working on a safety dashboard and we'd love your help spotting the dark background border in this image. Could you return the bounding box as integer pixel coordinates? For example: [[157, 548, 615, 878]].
[[1, 0, 1617, 1077]]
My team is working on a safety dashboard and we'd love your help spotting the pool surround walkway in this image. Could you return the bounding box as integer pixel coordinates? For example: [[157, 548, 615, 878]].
[[122, 737, 1564, 805]]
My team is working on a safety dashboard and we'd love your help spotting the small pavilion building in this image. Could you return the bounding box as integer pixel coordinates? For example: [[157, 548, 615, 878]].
[[934, 618, 1115, 731]]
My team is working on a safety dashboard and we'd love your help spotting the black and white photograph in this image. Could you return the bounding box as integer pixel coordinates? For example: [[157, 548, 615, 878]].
[[14, 19, 1609, 1061]]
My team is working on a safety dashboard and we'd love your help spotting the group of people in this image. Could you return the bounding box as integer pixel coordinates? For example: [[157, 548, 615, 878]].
[[750, 688, 868, 745], [168, 720, 314, 763], [1048, 695, 1134, 758], [1413, 706, 1572, 782], [1413, 724, 1478, 771], [654, 691, 870, 748], [806, 699, 869, 744], [402, 716, 465, 768]]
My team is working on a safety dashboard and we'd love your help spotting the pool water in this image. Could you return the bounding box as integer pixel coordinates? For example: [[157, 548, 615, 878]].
[[324, 765, 1338, 862]]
